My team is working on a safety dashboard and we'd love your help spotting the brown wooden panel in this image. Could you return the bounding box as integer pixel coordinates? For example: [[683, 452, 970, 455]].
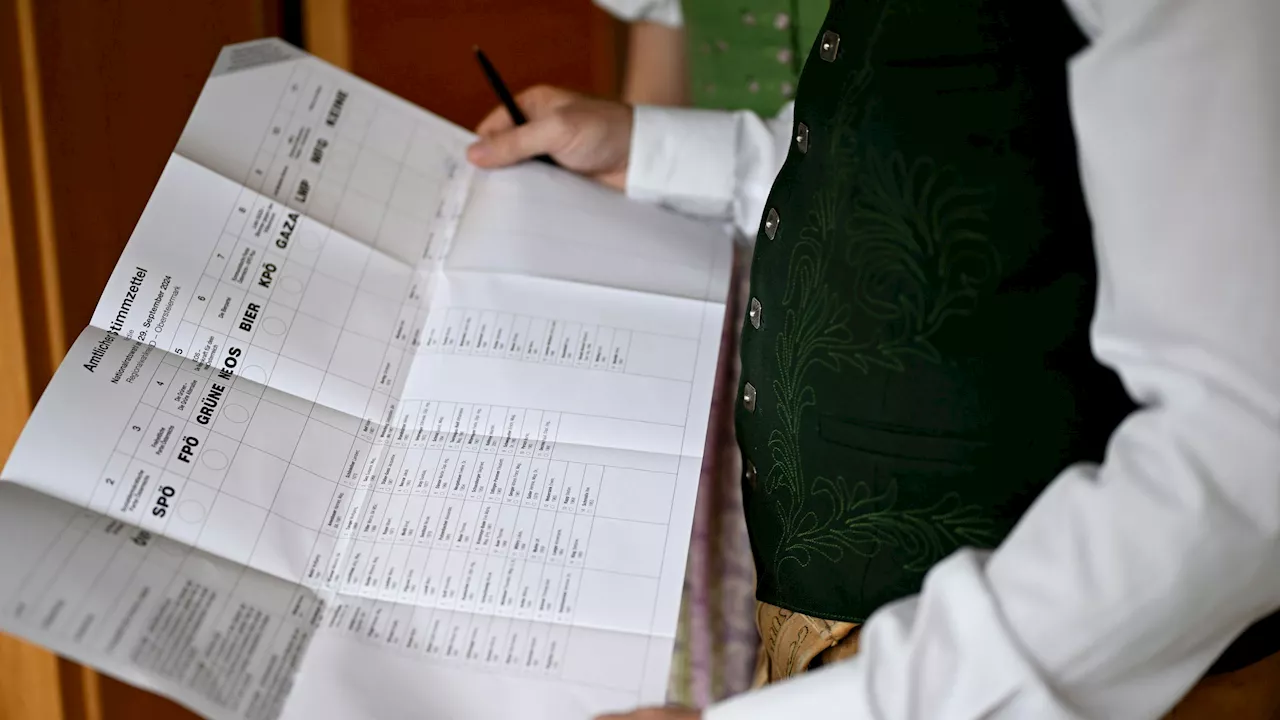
[[304, 0, 352, 68], [0, 0, 63, 399], [0, 12, 64, 714], [349, 0, 622, 129], [0, 635, 63, 720], [0, 19, 34, 468]]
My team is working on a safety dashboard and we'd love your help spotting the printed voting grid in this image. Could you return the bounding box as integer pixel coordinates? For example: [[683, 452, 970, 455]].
[[113, 59, 687, 686]]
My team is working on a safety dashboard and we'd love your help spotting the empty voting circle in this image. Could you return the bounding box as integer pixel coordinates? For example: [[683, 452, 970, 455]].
[[202, 449, 229, 470], [299, 229, 322, 251], [280, 276, 304, 294], [178, 500, 206, 523], [241, 365, 268, 384], [223, 404, 250, 424], [262, 317, 288, 336]]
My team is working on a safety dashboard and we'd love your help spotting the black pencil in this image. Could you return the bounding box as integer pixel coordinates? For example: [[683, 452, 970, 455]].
[[474, 46, 559, 168]]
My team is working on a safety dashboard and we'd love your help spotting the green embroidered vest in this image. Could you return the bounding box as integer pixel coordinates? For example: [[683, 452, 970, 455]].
[[735, 0, 1280, 670]]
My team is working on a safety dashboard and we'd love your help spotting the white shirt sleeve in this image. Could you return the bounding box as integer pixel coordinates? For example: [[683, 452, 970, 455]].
[[590, 0, 683, 27], [625, 103, 794, 240], [702, 0, 1280, 718]]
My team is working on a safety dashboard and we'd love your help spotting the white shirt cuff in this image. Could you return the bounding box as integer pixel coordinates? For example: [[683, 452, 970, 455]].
[[626, 105, 741, 220], [627, 103, 793, 238], [704, 550, 1071, 720], [704, 662, 868, 720]]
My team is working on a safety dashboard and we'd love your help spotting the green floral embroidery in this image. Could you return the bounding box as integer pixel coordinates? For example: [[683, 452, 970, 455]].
[[785, 478, 999, 571], [765, 160, 1001, 573], [762, 0, 1003, 577], [843, 150, 1003, 369]]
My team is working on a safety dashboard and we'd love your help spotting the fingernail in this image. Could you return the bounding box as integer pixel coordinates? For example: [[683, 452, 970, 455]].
[[467, 143, 489, 163]]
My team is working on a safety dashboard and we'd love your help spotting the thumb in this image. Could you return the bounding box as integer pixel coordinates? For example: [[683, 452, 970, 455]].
[[467, 116, 568, 168]]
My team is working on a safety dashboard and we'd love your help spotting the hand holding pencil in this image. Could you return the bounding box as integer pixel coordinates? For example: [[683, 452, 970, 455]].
[[473, 47, 559, 167], [467, 52, 633, 191]]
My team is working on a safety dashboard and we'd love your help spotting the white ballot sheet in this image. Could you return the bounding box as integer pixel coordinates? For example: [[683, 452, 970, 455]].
[[0, 39, 731, 720]]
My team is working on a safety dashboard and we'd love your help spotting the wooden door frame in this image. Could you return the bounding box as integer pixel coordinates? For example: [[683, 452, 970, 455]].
[[304, 0, 351, 68], [0, 73, 66, 720], [0, 0, 73, 715]]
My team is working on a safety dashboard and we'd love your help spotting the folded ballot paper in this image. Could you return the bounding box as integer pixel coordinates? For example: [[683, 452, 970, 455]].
[[0, 39, 730, 720]]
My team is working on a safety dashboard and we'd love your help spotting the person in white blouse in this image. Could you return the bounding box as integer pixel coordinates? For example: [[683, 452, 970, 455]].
[[468, 0, 1280, 718]]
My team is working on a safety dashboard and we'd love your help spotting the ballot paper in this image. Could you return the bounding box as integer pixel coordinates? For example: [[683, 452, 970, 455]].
[[0, 39, 730, 720]]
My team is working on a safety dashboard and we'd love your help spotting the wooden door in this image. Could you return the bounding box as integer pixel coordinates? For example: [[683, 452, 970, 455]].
[[322, 0, 623, 127]]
